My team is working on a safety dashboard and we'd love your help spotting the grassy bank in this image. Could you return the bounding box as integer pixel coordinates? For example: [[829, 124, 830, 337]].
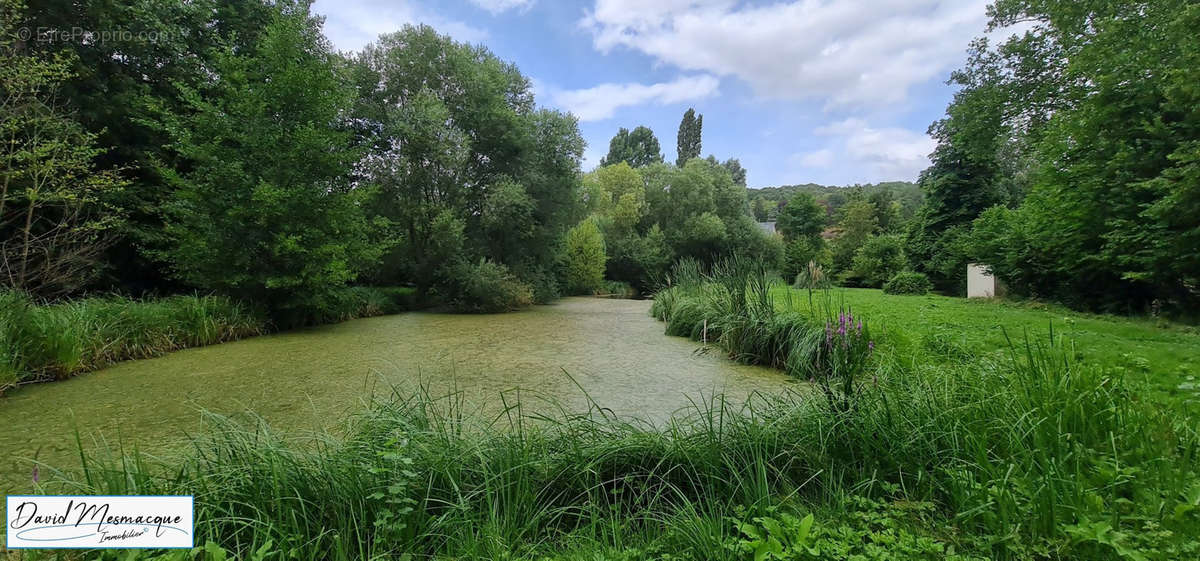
[[769, 286, 1200, 399], [21, 327, 1199, 561], [0, 286, 420, 394]]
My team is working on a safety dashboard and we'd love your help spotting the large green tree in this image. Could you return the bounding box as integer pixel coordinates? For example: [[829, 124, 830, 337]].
[[157, 5, 377, 322], [352, 25, 583, 301], [600, 125, 663, 168]]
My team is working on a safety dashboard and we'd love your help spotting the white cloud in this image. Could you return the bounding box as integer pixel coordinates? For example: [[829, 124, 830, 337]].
[[581, 0, 989, 109], [313, 0, 488, 52], [547, 75, 720, 122], [469, 0, 536, 15], [796, 118, 934, 182], [795, 148, 834, 168]]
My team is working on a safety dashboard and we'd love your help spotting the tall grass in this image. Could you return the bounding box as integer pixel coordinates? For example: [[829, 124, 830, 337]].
[[0, 286, 423, 394], [44, 333, 1200, 560], [0, 291, 263, 392]]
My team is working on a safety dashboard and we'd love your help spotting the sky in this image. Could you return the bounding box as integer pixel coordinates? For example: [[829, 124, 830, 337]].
[[310, 0, 998, 188]]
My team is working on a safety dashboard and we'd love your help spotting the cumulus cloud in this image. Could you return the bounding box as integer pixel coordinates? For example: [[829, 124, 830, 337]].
[[795, 119, 935, 182], [581, 0, 988, 109], [547, 75, 720, 122], [313, 0, 487, 52], [468, 0, 535, 15]]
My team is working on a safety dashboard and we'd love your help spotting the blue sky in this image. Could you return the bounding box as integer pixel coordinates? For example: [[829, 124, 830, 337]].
[[311, 0, 997, 188]]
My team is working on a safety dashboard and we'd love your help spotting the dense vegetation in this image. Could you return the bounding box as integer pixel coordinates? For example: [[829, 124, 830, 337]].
[[907, 0, 1200, 313], [0, 0, 592, 321]]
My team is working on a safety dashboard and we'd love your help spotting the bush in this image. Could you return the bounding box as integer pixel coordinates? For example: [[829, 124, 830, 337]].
[[883, 271, 933, 295], [564, 218, 607, 295], [849, 235, 908, 287], [439, 259, 534, 313], [600, 280, 636, 298], [315, 286, 422, 324]]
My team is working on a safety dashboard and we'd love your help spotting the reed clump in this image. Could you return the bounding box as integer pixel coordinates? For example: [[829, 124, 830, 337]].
[[0, 291, 263, 392]]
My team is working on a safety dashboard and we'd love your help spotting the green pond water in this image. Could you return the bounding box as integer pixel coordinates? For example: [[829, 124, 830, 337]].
[[0, 297, 790, 492]]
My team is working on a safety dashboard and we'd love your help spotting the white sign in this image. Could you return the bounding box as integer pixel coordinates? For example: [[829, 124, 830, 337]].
[[6, 495, 193, 549]]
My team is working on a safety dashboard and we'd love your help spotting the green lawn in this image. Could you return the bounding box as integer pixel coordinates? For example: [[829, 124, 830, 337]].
[[773, 287, 1200, 400]]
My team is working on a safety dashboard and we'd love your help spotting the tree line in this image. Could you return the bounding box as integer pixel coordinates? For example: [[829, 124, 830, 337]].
[[736, 0, 1198, 315], [0, 0, 590, 323], [907, 0, 1199, 314], [565, 109, 776, 295]]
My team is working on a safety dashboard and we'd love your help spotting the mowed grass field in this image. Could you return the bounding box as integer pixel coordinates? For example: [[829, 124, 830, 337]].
[[772, 287, 1200, 401]]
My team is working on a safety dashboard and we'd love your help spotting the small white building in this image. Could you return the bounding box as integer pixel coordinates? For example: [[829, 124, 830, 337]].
[[967, 263, 997, 298]]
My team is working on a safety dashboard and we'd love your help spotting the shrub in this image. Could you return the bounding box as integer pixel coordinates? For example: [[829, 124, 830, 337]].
[[793, 260, 832, 291], [564, 218, 607, 295], [439, 259, 534, 313], [600, 280, 636, 298], [849, 235, 908, 288], [883, 271, 933, 295]]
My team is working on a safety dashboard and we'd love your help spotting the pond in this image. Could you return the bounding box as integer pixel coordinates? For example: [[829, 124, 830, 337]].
[[0, 298, 790, 492]]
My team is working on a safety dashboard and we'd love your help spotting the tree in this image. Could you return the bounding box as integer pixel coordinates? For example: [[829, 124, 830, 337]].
[[600, 125, 662, 168], [157, 6, 377, 322], [752, 198, 769, 222], [831, 199, 877, 274], [722, 158, 746, 187], [675, 108, 703, 166], [19, 0, 288, 293], [936, 0, 1200, 311], [776, 193, 826, 243], [564, 217, 606, 294], [585, 162, 646, 232], [353, 25, 584, 303], [0, 1, 125, 297]]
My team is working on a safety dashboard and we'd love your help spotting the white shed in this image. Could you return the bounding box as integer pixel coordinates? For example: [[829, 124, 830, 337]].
[[967, 263, 997, 299]]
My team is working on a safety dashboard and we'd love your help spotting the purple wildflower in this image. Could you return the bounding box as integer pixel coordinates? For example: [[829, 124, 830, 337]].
[[31, 465, 38, 483], [868, 340, 875, 351]]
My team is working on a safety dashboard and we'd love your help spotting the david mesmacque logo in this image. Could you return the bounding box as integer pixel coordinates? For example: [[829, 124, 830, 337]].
[[6, 496, 194, 549]]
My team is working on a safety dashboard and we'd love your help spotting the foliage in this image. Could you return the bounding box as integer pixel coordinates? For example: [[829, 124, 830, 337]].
[[16, 0, 286, 292], [587, 158, 772, 290], [438, 258, 534, 313], [783, 237, 825, 283], [155, 6, 378, 325], [675, 107, 703, 166], [830, 199, 877, 274], [722, 157, 747, 187], [564, 217, 607, 295], [775, 192, 826, 242], [849, 235, 908, 288], [0, 2, 126, 298], [727, 498, 982, 561], [352, 25, 584, 304], [748, 181, 922, 224], [918, 0, 1200, 313], [882, 271, 932, 295], [600, 125, 663, 168], [793, 261, 832, 292]]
